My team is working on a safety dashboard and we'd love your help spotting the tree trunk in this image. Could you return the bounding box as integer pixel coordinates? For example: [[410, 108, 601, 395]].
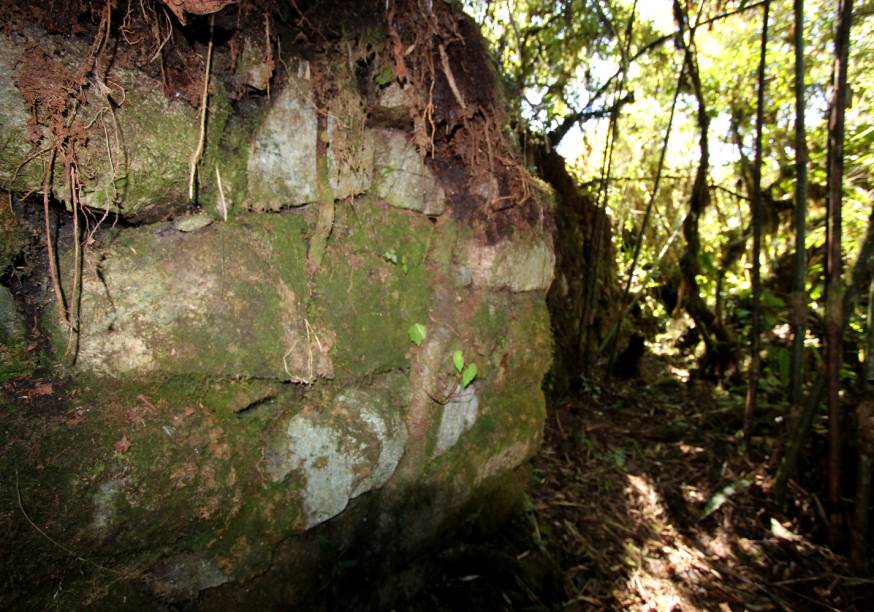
[[744, 0, 770, 448], [851, 278, 874, 570], [775, 202, 874, 504], [788, 0, 808, 422], [584, 3, 637, 375], [674, 5, 735, 380], [825, 0, 853, 544]]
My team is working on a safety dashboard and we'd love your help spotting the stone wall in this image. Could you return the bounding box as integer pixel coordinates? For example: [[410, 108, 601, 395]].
[[0, 6, 555, 607]]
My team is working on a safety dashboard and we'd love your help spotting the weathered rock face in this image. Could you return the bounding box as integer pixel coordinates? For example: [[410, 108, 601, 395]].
[[245, 65, 375, 211], [0, 4, 554, 609], [0, 28, 199, 220]]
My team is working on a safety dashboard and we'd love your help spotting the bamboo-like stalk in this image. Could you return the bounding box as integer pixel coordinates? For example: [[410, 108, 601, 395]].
[[776, 205, 874, 503], [825, 0, 854, 544], [583, 0, 637, 375], [788, 0, 808, 420], [743, 0, 770, 448]]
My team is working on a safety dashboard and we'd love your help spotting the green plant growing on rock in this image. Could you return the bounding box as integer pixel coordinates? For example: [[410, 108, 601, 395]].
[[452, 349, 478, 389], [408, 322, 427, 347]]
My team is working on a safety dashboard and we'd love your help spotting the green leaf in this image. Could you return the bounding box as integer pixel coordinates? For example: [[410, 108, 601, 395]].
[[700, 478, 751, 520], [521, 492, 535, 513], [374, 64, 395, 86], [408, 323, 427, 347], [452, 350, 465, 372], [774, 348, 790, 385], [461, 363, 477, 387], [612, 448, 626, 468]]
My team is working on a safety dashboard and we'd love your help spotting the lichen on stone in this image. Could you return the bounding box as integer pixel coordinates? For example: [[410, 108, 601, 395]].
[[264, 381, 409, 528]]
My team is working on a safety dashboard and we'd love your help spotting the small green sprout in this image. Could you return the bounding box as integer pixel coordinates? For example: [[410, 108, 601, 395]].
[[408, 323, 427, 346], [451, 349, 478, 388]]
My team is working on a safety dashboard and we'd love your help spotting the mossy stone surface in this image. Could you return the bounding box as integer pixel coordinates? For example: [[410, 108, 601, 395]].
[[0, 34, 42, 191], [313, 202, 434, 378], [1, 18, 557, 607], [0, 30, 198, 219], [60, 214, 325, 381]]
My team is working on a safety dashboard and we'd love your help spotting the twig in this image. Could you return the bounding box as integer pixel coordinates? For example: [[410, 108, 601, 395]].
[[188, 15, 214, 201]]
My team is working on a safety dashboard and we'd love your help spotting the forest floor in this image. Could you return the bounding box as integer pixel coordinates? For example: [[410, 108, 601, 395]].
[[403, 352, 874, 611]]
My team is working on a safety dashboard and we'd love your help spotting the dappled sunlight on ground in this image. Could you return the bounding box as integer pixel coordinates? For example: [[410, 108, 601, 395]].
[[401, 352, 871, 610], [524, 352, 873, 610]]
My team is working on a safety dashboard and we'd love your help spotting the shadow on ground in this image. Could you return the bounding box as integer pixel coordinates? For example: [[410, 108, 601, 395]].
[[396, 354, 874, 611]]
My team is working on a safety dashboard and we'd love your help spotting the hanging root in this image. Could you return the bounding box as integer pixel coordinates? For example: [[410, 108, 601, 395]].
[[386, 0, 408, 82], [438, 43, 466, 112], [282, 319, 322, 384], [42, 153, 69, 329], [188, 15, 214, 201], [215, 166, 229, 221], [64, 161, 82, 357]]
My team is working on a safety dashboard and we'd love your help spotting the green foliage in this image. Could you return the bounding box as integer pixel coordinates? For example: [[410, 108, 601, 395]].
[[469, 0, 874, 406], [612, 448, 626, 469], [408, 323, 427, 347], [700, 478, 751, 520], [373, 64, 395, 87], [462, 363, 478, 388], [464, 0, 627, 132], [451, 349, 478, 388]]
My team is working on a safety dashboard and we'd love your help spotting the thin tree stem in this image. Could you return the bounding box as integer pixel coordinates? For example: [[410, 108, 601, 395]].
[[582, 0, 637, 374], [606, 59, 685, 365], [744, 0, 770, 448], [788, 0, 808, 413], [825, 0, 854, 541]]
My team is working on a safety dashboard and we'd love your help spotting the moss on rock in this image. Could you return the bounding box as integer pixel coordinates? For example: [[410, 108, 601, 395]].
[[313, 201, 434, 378]]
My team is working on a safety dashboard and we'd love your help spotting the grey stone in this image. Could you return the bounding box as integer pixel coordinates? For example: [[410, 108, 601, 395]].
[[0, 36, 39, 190], [150, 553, 229, 601], [434, 384, 479, 456], [265, 387, 408, 528], [372, 83, 415, 126], [372, 129, 446, 216], [0, 286, 25, 345], [246, 69, 373, 211], [232, 35, 273, 92], [466, 237, 555, 292], [377, 83, 414, 114], [66, 222, 333, 381], [91, 479, 122, 535], [173, 212, 214, 233]]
